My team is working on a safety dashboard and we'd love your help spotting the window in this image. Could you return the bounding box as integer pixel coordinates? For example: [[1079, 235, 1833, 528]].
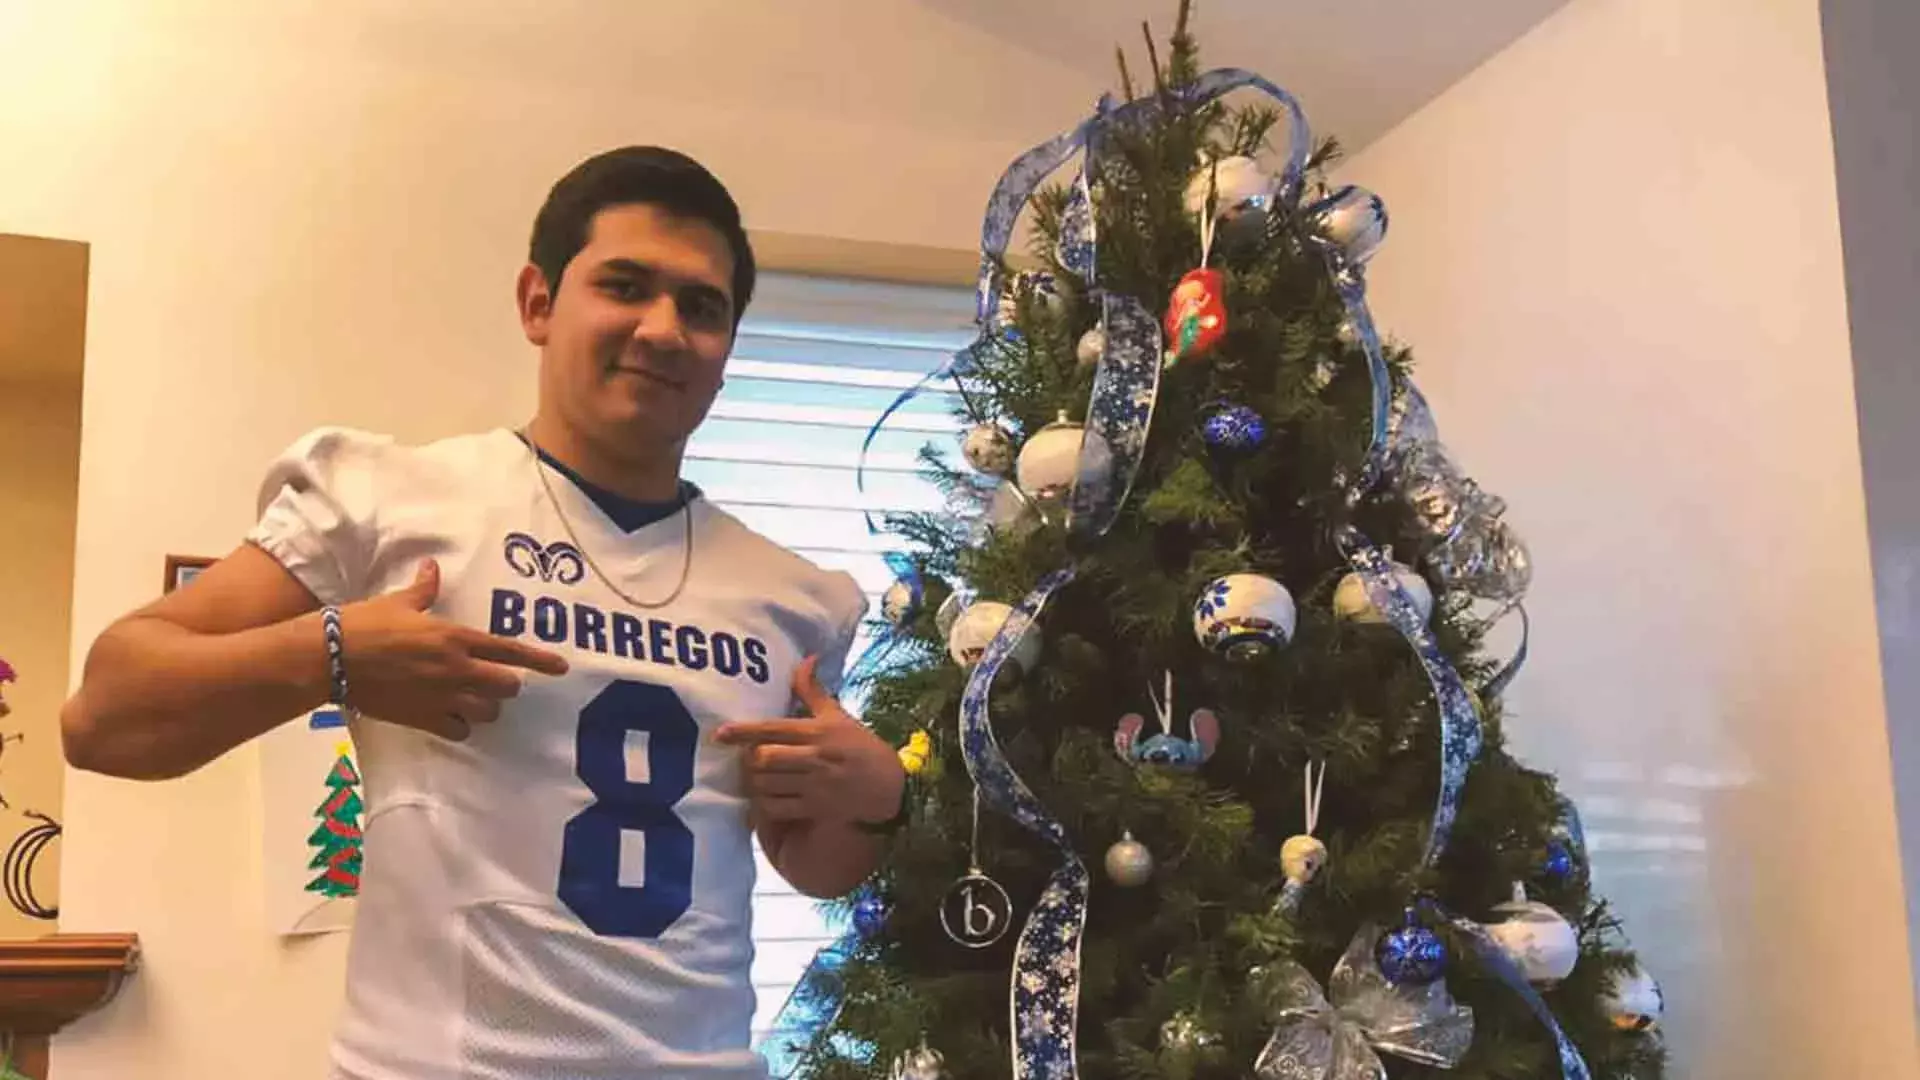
[[679, 270, 975, 1044]]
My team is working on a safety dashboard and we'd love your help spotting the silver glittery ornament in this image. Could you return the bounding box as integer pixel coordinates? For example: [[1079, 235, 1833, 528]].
[[1104, 831, 1154, 887], [1075, 327, 1105, 367], [1158, 1011, 1222, 1052], [889, 1039, 946, 1080], [961, 423, 1015, 475]]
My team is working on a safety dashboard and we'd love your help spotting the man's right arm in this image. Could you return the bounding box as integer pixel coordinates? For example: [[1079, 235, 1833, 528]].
[[62, 543, 332, 780], [62, 543, 566, 781]]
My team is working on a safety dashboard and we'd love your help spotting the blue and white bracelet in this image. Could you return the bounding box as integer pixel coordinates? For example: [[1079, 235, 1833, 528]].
[[319, 605, 350, 707]]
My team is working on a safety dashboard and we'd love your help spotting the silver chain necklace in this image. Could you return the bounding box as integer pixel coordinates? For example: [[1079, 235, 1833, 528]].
[[522, 430, 695, 610]]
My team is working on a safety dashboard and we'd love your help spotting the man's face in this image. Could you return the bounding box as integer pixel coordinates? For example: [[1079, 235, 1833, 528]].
[[519, 203, 737, 460]]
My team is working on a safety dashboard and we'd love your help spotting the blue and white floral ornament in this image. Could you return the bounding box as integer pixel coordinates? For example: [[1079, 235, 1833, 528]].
[[1192, 572, 1296, 662], [1201, 403, 1267, 453]]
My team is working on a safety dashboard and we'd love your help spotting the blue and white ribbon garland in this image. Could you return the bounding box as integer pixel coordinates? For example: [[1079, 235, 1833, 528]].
[[959, 569, 1087, 1080], [1335, 525, 1484, 870], [1421, 900, 1595, 1080]]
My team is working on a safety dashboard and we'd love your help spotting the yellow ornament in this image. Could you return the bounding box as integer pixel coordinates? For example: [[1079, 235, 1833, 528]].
[[898, 730, 933, 775]]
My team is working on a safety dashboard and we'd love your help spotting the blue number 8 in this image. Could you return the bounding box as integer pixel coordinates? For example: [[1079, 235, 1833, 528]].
[[558, 679, 698, 938]]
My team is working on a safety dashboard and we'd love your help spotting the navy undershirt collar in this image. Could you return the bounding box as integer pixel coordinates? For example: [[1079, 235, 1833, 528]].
[[516, 432, 697, 534]]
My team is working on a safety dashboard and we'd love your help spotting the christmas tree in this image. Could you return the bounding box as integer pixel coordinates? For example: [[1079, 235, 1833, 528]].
[[767, 7, 1667, 1080], [305, 742, 364, 899]]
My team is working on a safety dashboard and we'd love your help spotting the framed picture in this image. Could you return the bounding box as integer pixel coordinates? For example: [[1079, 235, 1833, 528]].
[[163, 555, 216, 594]]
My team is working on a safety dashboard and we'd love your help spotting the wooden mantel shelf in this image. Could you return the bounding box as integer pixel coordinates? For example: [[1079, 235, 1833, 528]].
[[0, 933, 140, 1036]]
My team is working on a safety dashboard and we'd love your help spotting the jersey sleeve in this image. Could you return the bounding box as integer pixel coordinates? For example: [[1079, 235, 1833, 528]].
[[811, 571, 870, 698], [245, 426, 397, 605]]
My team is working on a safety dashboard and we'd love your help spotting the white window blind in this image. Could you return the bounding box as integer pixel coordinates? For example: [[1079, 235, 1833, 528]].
[[681, 270, 975, 1044]]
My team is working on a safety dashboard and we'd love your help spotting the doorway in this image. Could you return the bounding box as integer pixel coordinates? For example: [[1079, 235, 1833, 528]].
[[0, 232, 88, 935]]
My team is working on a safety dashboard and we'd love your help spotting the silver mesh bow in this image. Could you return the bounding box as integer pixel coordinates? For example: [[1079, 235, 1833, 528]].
[[1388, 384, 1532, 604], [1252, 926, 1476, 1080]]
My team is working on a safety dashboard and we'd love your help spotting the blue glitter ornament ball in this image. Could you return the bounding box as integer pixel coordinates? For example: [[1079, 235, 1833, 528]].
[[1542, 839, 1576, 884], [1201, 404, 1267, 453], [1377, 914, 1448, 985], [852, 894, 887, 938]]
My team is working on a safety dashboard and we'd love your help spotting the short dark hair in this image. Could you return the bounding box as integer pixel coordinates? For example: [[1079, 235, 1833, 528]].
[[528, 146, 756, 323]]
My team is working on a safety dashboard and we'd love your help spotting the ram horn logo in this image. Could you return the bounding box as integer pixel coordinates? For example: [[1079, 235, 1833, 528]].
[[503, 533, 587, 585]]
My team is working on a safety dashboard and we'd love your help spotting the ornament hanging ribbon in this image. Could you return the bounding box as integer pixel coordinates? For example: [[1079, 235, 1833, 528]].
[[1418, 900, 1595, 1080], [1252, 924, 1475, 1080], [959, 567, 1087, 1080]]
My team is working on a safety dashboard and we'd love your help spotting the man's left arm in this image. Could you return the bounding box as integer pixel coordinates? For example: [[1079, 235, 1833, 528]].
[[715, 657, 906, 900]]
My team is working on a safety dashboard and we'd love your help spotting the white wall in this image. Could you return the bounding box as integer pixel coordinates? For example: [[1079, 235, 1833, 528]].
[[1343, 0, 1917, 1076]]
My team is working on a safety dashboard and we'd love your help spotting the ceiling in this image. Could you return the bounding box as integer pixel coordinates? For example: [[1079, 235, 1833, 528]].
[[321, 0, 1575, 159], [915, 0, 1579, 151], [0, 235, 88, 387]]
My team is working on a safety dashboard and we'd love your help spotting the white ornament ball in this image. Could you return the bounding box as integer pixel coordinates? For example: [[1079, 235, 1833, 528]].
[[1602, 963, 1664, 1032], [961, 423, 1016, 475], [1192, 573, 1298, 661], [1104, 831, 1154, 887], [1075, 327, 1105, 367], [1483, 884, 1579, 984], [881, 579, 919, 627], [1184, 155, 1277, 241], [1280, 834, 1327, 886], [1332, 561, 1433, 625], [945, 600, 1042, 675], [1015, 412, 1113, 506], [1310, 185, 1389, 266]]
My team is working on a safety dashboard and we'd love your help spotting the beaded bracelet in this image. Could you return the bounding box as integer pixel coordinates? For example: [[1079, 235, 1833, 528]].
[[320, 605, 350, 707]]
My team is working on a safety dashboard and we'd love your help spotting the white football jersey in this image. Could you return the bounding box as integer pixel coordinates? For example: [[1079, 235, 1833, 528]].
[[247, 426, 867, 1080]]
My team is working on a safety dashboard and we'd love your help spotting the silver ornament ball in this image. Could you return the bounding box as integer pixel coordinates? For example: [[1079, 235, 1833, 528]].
[[1075, 327, 1105, 367], [1158, 1011, 1221, 1052], [1104, 831, 1154, 887], [961, 423, 1015, 475], [890, 1041, 946, 1080], [880, 579, 920, 628]]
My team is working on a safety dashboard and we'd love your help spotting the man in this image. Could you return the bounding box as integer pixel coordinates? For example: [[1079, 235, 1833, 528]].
[[61, 146, 908, 1079]]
